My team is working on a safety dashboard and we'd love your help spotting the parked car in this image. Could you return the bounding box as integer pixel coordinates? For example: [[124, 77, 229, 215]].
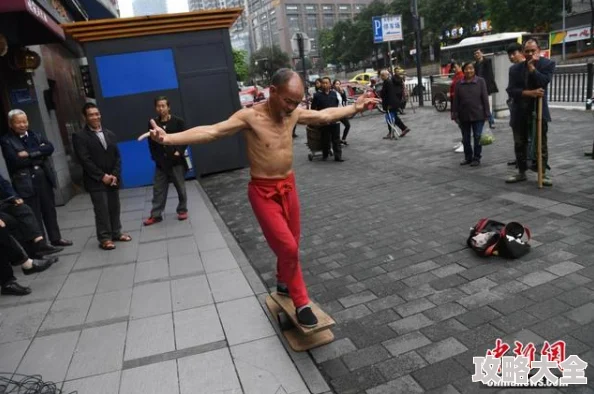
[[239, 92, 255, 108]]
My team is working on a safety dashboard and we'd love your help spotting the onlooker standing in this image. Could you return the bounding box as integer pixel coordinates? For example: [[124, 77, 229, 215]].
[[143, 96, 189, 225], [474, 49, 499, 129], [505, 42, 526, 167], [311, 77, 343, 162], [452, 63, 490, 167], [379, 69, 410, 140], [505, 38, 555, 186], [449, 62, 465, 153], [73, 103, 132, 250], [0, 110, 72, 247], [333, 80, 351, 145]]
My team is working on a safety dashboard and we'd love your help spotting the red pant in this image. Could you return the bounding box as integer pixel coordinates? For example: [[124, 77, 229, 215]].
[[248, 172, 309, 308]]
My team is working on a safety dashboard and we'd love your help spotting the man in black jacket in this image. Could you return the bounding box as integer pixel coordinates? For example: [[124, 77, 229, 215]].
[[505, 38, 555, 186], [311, 77, 343, 162], [73, 103, 132, 250], [379, 69, 410, 140], [144, 96, 188, 225], [474, 49, 499, 129], [0, 109, 72, 247]]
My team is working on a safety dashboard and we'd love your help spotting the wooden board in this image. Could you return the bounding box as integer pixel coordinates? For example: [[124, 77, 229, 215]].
[[265, 296, 334, 352], [269, 292, 335, 335]]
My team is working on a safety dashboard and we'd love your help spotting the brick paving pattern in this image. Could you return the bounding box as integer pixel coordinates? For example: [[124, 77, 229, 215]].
[[200, 106, 594, 394]]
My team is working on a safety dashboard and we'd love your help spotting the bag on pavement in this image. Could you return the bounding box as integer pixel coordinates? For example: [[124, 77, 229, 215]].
[[467, 218, 531, 259]]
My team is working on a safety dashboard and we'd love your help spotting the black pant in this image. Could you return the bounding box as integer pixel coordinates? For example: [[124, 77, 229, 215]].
[[0, 203, 43, 243], [23, 170, 61, 243], [90, 189, 122, 242], [321, 124, 342, 160], [151, 165, 187, 218], [0, 226, 28, 286], [513, 117, 548, 173], [340, 118, 351, 140]]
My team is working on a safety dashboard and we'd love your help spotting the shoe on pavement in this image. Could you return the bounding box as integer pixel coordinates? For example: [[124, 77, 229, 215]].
[[470, 160, 480, 167], [296, 306, 318, 328], [143, 216, 163, 226], [178, 212, 188, 221], [22, 259, 55, 276], [543, 174, 553, 187], [35, 243, 63, 256], [460, 160, 471, 166], [455, 144, 465, 153], [51, 239, 73, 247], [1, 281, 31, 296], [400, 128, 411, 137], [506, 173, 527, 183]]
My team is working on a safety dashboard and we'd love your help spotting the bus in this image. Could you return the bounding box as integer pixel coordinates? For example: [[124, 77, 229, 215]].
[[439, 32, 550, 74]]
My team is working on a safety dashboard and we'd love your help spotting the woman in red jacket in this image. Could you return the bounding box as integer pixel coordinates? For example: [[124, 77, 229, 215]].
[[450, 62, 465, 152]]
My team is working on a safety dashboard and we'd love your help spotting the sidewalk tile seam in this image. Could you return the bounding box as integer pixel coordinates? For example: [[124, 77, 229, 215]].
[[36, 316, 129, 338], [122, 339, 228, 371]]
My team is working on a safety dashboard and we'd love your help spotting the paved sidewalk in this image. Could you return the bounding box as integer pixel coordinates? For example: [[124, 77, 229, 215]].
[[0, 181, 328, 393]]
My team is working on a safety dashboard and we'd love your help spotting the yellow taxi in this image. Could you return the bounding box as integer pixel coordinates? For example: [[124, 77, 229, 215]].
[[349, 72, 377, 84]]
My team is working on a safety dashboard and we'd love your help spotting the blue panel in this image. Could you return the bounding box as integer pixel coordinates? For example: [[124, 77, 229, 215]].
[[118, 140, 155, 189], [96, 49, 178, 98]]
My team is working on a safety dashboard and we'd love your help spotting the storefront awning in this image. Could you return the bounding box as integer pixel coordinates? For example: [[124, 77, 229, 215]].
[[0, 0, 65, 44], [61, 8, 243, 43]]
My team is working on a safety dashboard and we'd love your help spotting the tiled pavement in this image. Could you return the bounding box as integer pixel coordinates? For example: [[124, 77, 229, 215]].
[[199, 107, 594, 394], [0, 182, 331, 393]]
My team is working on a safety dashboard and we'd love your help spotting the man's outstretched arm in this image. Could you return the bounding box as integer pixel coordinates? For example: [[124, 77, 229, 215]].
[[139, 110, 249, 145], [297, 95, 379, 125]]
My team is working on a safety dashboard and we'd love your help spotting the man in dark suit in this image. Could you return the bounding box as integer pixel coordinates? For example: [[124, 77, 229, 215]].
[[311, 77, 343, 162], [72, 103, 132, 250], [474, 49, 499, 129], [143, 96, 189, 226], [505, 38, 555, 186], [0, 109, 72, 247]]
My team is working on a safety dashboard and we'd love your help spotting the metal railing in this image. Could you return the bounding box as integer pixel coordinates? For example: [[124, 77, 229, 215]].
[[404, 64, 594, 109], [548, 63, 593, 108]]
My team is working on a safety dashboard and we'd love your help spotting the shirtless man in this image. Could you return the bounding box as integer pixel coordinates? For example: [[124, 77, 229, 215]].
[[140, 69, 379, 327]]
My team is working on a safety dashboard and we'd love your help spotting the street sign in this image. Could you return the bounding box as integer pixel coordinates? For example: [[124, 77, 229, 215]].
[[291, 32, 311, 55], [372, 15, 403, 43]]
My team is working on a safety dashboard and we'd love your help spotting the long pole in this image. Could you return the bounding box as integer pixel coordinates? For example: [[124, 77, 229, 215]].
[[411, 0, 424, 106], [537, 97, 544, 189], [562, 0, 566, 60], [387, 41, 392, 73], [297, 33, 309, 108]]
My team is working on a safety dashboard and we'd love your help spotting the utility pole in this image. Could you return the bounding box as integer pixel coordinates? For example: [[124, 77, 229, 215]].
[[296, 33, 309, 107], [562, 0, 566, 60], [411, 0, 424, 106]]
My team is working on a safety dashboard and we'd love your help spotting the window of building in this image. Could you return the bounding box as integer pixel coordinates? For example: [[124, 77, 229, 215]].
[[260, 13, 267, 19], [322, 4, 333, 11], [323, 13, 334, 29], [338, 13, 350, 21], [338, 5, 350, 11], [306, 15, 318, 34], [355, 4, 364, 11], [305, 4, 317, 12], [286, 4, 299, 11], [287, 14, 302, 33]]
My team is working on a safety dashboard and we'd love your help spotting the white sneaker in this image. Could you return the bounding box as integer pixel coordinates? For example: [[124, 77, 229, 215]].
[[455, 144, 464, 153]]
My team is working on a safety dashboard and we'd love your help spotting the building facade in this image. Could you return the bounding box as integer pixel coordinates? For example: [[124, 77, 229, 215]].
[[249, 0, 372, 59], [188, 0, 251, 54], [550, 0, 593, 56], [132, 0, 168, 16], [0, 0, 118, 205]]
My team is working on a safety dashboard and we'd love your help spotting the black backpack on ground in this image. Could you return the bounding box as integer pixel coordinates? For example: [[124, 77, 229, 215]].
[[467, 218, 531, 259]]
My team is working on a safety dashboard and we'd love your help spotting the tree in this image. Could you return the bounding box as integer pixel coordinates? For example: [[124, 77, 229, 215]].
[[232, 49, 249, 82], [487, 0, 567, 32], [249, 46, 292, 83]]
